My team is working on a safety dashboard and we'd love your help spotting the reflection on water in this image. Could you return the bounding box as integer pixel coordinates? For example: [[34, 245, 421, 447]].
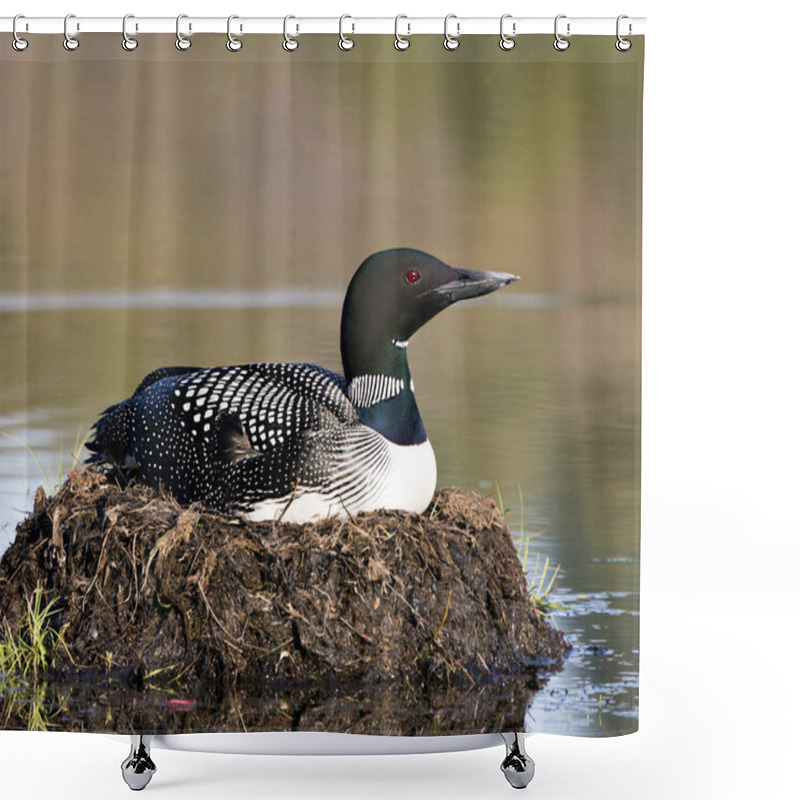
[[0, 669, 549, 736]]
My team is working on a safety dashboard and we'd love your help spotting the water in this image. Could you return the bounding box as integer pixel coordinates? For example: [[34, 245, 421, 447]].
[[0, 288, 639, 736]]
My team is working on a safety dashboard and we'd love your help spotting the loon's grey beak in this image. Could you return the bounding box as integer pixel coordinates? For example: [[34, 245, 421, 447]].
[[423, 268, 520, 303]]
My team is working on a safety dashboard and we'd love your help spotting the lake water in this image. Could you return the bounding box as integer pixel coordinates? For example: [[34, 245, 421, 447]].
[[0, 286, 639, 736]]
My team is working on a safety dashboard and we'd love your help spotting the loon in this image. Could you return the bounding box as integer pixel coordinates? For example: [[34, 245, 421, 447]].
[[86, 249, 518, 523]]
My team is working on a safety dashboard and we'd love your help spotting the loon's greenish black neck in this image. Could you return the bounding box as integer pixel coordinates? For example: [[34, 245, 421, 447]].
[[343, 340, 427, 446], [355, 385, 426, 446]]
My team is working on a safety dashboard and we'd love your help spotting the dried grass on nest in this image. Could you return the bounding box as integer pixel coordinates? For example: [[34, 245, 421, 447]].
[[0, 469, 569, 697]]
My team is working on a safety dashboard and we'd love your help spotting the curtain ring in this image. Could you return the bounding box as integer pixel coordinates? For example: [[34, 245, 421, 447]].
[[63, 13, 79, 51], [227, 15, 243, 51], [443, 14, 460, 51], [339, 14, 354, 50], [554, 14, 570, 51], [499, 14, 515, 51], [122, 14, 138, 51], [394, 15, 410, 51], [176, 14, 191, 50], [616, 15, 632, 51], [12, 15, 29, 52], [283, 15, 299, 51]]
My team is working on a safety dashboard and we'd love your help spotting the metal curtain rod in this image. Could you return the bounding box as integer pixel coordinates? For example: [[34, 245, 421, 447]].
[[1, 16, 646, 37]]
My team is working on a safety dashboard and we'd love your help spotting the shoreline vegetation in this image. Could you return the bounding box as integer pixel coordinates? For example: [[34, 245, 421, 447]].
[[0, 468, 569, 734]]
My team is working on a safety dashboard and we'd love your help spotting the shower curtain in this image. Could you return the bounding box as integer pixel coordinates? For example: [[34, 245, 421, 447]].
[[0, 28, 642, 740]]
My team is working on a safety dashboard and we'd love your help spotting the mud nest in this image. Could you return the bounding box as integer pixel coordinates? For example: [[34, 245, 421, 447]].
[[0, 469, 569, 733]]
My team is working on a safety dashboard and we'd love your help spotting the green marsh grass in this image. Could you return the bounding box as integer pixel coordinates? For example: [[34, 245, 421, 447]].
[[496, 483, 565, 617], [0, 584, 71, 730], [0, 584, 71, 681], [526, 552, 564, 614]]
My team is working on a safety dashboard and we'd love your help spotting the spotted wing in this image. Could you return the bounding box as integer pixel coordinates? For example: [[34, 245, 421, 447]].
[[168, 362, 359, 509]]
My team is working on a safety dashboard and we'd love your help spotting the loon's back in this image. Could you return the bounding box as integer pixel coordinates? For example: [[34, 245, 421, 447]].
[[87, 362, 436, 522]]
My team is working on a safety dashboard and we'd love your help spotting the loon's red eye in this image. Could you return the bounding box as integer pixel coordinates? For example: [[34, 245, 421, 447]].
[[406, 269, 420, 285]]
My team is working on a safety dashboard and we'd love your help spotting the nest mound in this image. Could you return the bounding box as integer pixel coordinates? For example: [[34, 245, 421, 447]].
[[0, 469, 568, 731]]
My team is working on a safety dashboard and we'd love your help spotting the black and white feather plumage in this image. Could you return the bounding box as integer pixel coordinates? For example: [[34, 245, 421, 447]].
[[88, 362, 431, 522], [86, 249, 518, 522]]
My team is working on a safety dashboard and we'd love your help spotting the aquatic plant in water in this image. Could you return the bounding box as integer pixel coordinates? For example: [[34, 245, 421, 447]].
[[0, 584, 69, 680], [0, 584, 70, 730], [496, 483, 565, 616]]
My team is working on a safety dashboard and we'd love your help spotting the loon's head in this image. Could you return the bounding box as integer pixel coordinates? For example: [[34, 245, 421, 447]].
[[341, 248, 519, 379]]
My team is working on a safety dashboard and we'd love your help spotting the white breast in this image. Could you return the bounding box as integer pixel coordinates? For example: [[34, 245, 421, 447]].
[[361, 438, 437, 514], [245, 437, 437, 524]]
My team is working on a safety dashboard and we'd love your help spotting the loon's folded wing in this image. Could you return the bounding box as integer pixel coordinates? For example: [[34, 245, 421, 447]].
[[165, 362, 359, 510]]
